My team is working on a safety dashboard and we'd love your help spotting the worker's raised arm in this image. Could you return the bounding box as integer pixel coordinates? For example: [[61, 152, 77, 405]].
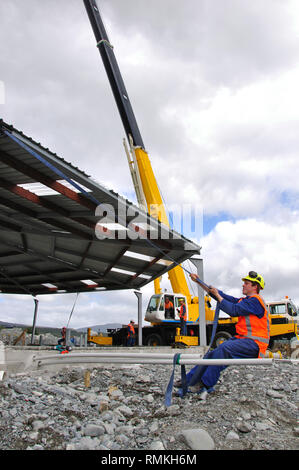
[[189, 274, 222, 302]]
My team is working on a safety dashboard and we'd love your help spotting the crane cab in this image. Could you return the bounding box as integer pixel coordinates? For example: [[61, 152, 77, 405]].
[[145, 293, 187, 323]]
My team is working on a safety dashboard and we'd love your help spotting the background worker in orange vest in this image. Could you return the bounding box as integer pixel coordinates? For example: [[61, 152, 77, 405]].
[[58, 326, 67, 346], [165, 296, 174, 319], [127, 320, 135, 347], [178, 298, 187, 336], [176, 271, 269, 400]]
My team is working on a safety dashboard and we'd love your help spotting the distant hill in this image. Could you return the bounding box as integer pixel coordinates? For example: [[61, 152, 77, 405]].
[[0, 320, 123, 335], [0, 321, 78, 337]]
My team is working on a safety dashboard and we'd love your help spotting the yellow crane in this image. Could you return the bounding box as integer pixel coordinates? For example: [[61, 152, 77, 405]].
[[83, 0, 298, 348]]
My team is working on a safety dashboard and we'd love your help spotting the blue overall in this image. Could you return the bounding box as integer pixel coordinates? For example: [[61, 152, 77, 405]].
[[179, 304, 187, 336], [186, 291, 264, 390]]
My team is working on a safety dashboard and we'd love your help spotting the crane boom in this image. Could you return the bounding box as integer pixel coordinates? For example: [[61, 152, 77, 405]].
[[83, 0, 144, 148], [83, 0, 192, 301]]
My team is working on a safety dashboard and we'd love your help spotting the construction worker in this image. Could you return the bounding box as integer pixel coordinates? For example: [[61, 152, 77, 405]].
[[58, 326, 67, 346], [165, 296, 174, 319], [127, 320, 135, 347], [179, 271, 270, 400], [178, 298, 187, 336]]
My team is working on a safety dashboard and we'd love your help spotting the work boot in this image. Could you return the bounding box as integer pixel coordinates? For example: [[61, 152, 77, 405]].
[[188, 383, 203, 393], [197, 387, 208, 401]]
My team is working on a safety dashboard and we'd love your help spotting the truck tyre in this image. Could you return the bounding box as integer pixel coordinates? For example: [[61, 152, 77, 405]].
[[213, 331, 232, 348], [146, 334, 163, 347]]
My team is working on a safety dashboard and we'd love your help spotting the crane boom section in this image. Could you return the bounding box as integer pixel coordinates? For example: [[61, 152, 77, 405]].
[[83, 0, 144, 148], [84, 0, 191, 300]]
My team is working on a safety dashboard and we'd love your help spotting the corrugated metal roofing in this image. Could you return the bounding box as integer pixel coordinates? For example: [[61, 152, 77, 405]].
[[0, 120, 200, 296]]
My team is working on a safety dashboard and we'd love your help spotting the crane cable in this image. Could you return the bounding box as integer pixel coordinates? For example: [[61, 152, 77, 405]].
[[158, 181, 198, 297], [66, 293, 80, 329]]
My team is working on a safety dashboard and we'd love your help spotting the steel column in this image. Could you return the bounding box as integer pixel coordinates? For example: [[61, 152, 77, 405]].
[[134, 290, 143, 346], [190, 257, 207, 346], [30, 297, 39, 345]]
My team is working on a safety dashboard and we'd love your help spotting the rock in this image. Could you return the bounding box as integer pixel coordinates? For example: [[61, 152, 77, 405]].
[[115, 405, 133, 418], [100, 411, 115, 423], [149, 421, 159, 433], [31, 420, 46, 432], [266, 389, 284, 399], [102, 422, 116, 435], [225, 430, 239, 440], [108, 387, 123, 400], [235, 421, 252, 433], [28, 432, 39, 441], [117, 425, 134, 436], [166, 404, 180, 416], [240, 411, 251, 420], [179, 428, 215, 450], [136, 374, 151, 383], [116, 434, 130, 445], [99, 400, 109, 412], [83, 424, 105, 437], [148, 440, 165, 450], [145, 394, 154, 404], [75, 437, 101, 450], [255, 421, 273, 431], [31, 444, 44, 450], [271, 383, 285, 391]]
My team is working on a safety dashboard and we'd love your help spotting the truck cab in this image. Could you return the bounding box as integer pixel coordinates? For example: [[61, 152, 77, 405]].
[[266, 297, 298, 344], [267, 297, 298, 321], [145, 293, 187, 323]]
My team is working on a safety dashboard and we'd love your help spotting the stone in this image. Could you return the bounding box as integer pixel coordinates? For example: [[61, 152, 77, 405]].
[[179, 428, 215, 450], [31, 420, 46, 432], [145, 394, 154, 404], [240, 411, 251, 420], [83, 424, 105, 437], [235, 421, 252, 433], [266, 389, 284, 399], [136, 375, 151, 383], [225, 430, 240, 440], [101, 411, 115, 422], [99, 400, 109, 412], [115, 405, 133, 417], [75, 437, 101, 450], [149, 421, 159, 433], [166, 404, 180, 416], [149, 440, 165, 450], [255, 421, 273, 431]]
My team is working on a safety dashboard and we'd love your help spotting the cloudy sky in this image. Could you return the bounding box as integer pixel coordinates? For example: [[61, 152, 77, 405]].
[[0, 0, 298, 329]]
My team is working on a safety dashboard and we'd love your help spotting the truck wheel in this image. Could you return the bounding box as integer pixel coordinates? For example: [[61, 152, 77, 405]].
[[213, 331, 232, 348], [146, 334, 163, 347]]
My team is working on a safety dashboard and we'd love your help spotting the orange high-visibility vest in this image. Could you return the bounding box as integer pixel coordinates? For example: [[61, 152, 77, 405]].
[[179, 304, 187, 321], [165, 301, 173, 309], [127, 323, 135, 338], [235, 294, 270, 356]]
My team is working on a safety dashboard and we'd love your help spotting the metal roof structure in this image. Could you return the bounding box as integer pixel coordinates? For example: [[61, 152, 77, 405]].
[[0, 120, 201, 296]]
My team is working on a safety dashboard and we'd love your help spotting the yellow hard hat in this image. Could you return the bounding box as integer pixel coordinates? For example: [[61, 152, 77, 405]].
[[242, 271, 265, 290]]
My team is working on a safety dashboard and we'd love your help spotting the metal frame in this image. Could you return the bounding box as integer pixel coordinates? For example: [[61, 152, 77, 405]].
[[0, 119, 201, 297]]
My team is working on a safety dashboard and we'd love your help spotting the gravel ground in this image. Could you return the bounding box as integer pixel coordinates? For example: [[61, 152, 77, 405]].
[[0, 350, 298, 451]]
